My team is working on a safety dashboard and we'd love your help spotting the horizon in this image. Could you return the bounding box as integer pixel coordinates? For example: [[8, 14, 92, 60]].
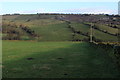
[[1, 13, 120, 15]]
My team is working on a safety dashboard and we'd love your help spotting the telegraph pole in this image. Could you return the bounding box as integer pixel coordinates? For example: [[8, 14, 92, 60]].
[[90, 23, 93, 43], [118, 28, 120, 44]]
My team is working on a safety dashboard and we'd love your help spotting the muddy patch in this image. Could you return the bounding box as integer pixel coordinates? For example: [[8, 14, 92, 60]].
[[27, 57, 34, 60]]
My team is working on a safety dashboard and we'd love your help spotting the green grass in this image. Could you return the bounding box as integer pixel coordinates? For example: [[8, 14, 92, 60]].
[[2, 14, 120, 78], [3, 15, 20, 20], [73, 34, 88, 40], [0, 40, 1, 79], [70, 22, 118, 42], [31, 21, 90, 41], [71, 22, 90, 34], [11, 19, 64, 27], [3, 14, 63, 27], [31, 22, 73, 41], [93, 29, 118, 41], [2, 15, 119, 42], [2, 41, 120, 78], [95, 24, 118, 34]]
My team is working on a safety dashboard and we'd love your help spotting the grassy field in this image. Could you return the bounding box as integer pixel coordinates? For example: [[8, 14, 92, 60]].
[[93, 29, 118, 41], [69, 22, 118, 42], [31, 22, 73, 41], [2, 14, 120, 79], [95, 24, 118, 34], [2, 14, 119, 42], [71, 22, 90, 34], [2, 41, 120, 78]]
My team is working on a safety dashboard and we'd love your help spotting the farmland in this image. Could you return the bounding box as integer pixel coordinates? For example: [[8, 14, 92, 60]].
[[2, 14, 120, 78], [2, 14, 119, 42], [2, 41, 120, 78]]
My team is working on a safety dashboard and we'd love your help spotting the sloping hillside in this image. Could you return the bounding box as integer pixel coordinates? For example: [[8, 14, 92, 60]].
[[2, 14, 119, 42]]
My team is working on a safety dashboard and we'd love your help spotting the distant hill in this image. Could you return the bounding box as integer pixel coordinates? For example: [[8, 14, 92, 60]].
[[2, 14, 120, 42]]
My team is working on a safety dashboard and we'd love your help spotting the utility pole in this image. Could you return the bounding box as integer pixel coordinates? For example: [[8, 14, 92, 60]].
[[90, 23, 93, 43], [118, 28, 120, 44]]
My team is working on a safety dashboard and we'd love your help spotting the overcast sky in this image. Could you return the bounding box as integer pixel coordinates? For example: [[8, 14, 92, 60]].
[[0, 1, 119, 15]]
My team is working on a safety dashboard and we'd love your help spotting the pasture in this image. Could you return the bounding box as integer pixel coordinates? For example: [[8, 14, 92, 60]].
[[2, 41, 120, 78], [2, 14, 120, 78], [2, 14, 119, 42]]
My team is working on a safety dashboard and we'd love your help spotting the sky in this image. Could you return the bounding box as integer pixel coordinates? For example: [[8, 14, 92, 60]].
[[0, 2, 119, 15], [1, 0, 119, 2]]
